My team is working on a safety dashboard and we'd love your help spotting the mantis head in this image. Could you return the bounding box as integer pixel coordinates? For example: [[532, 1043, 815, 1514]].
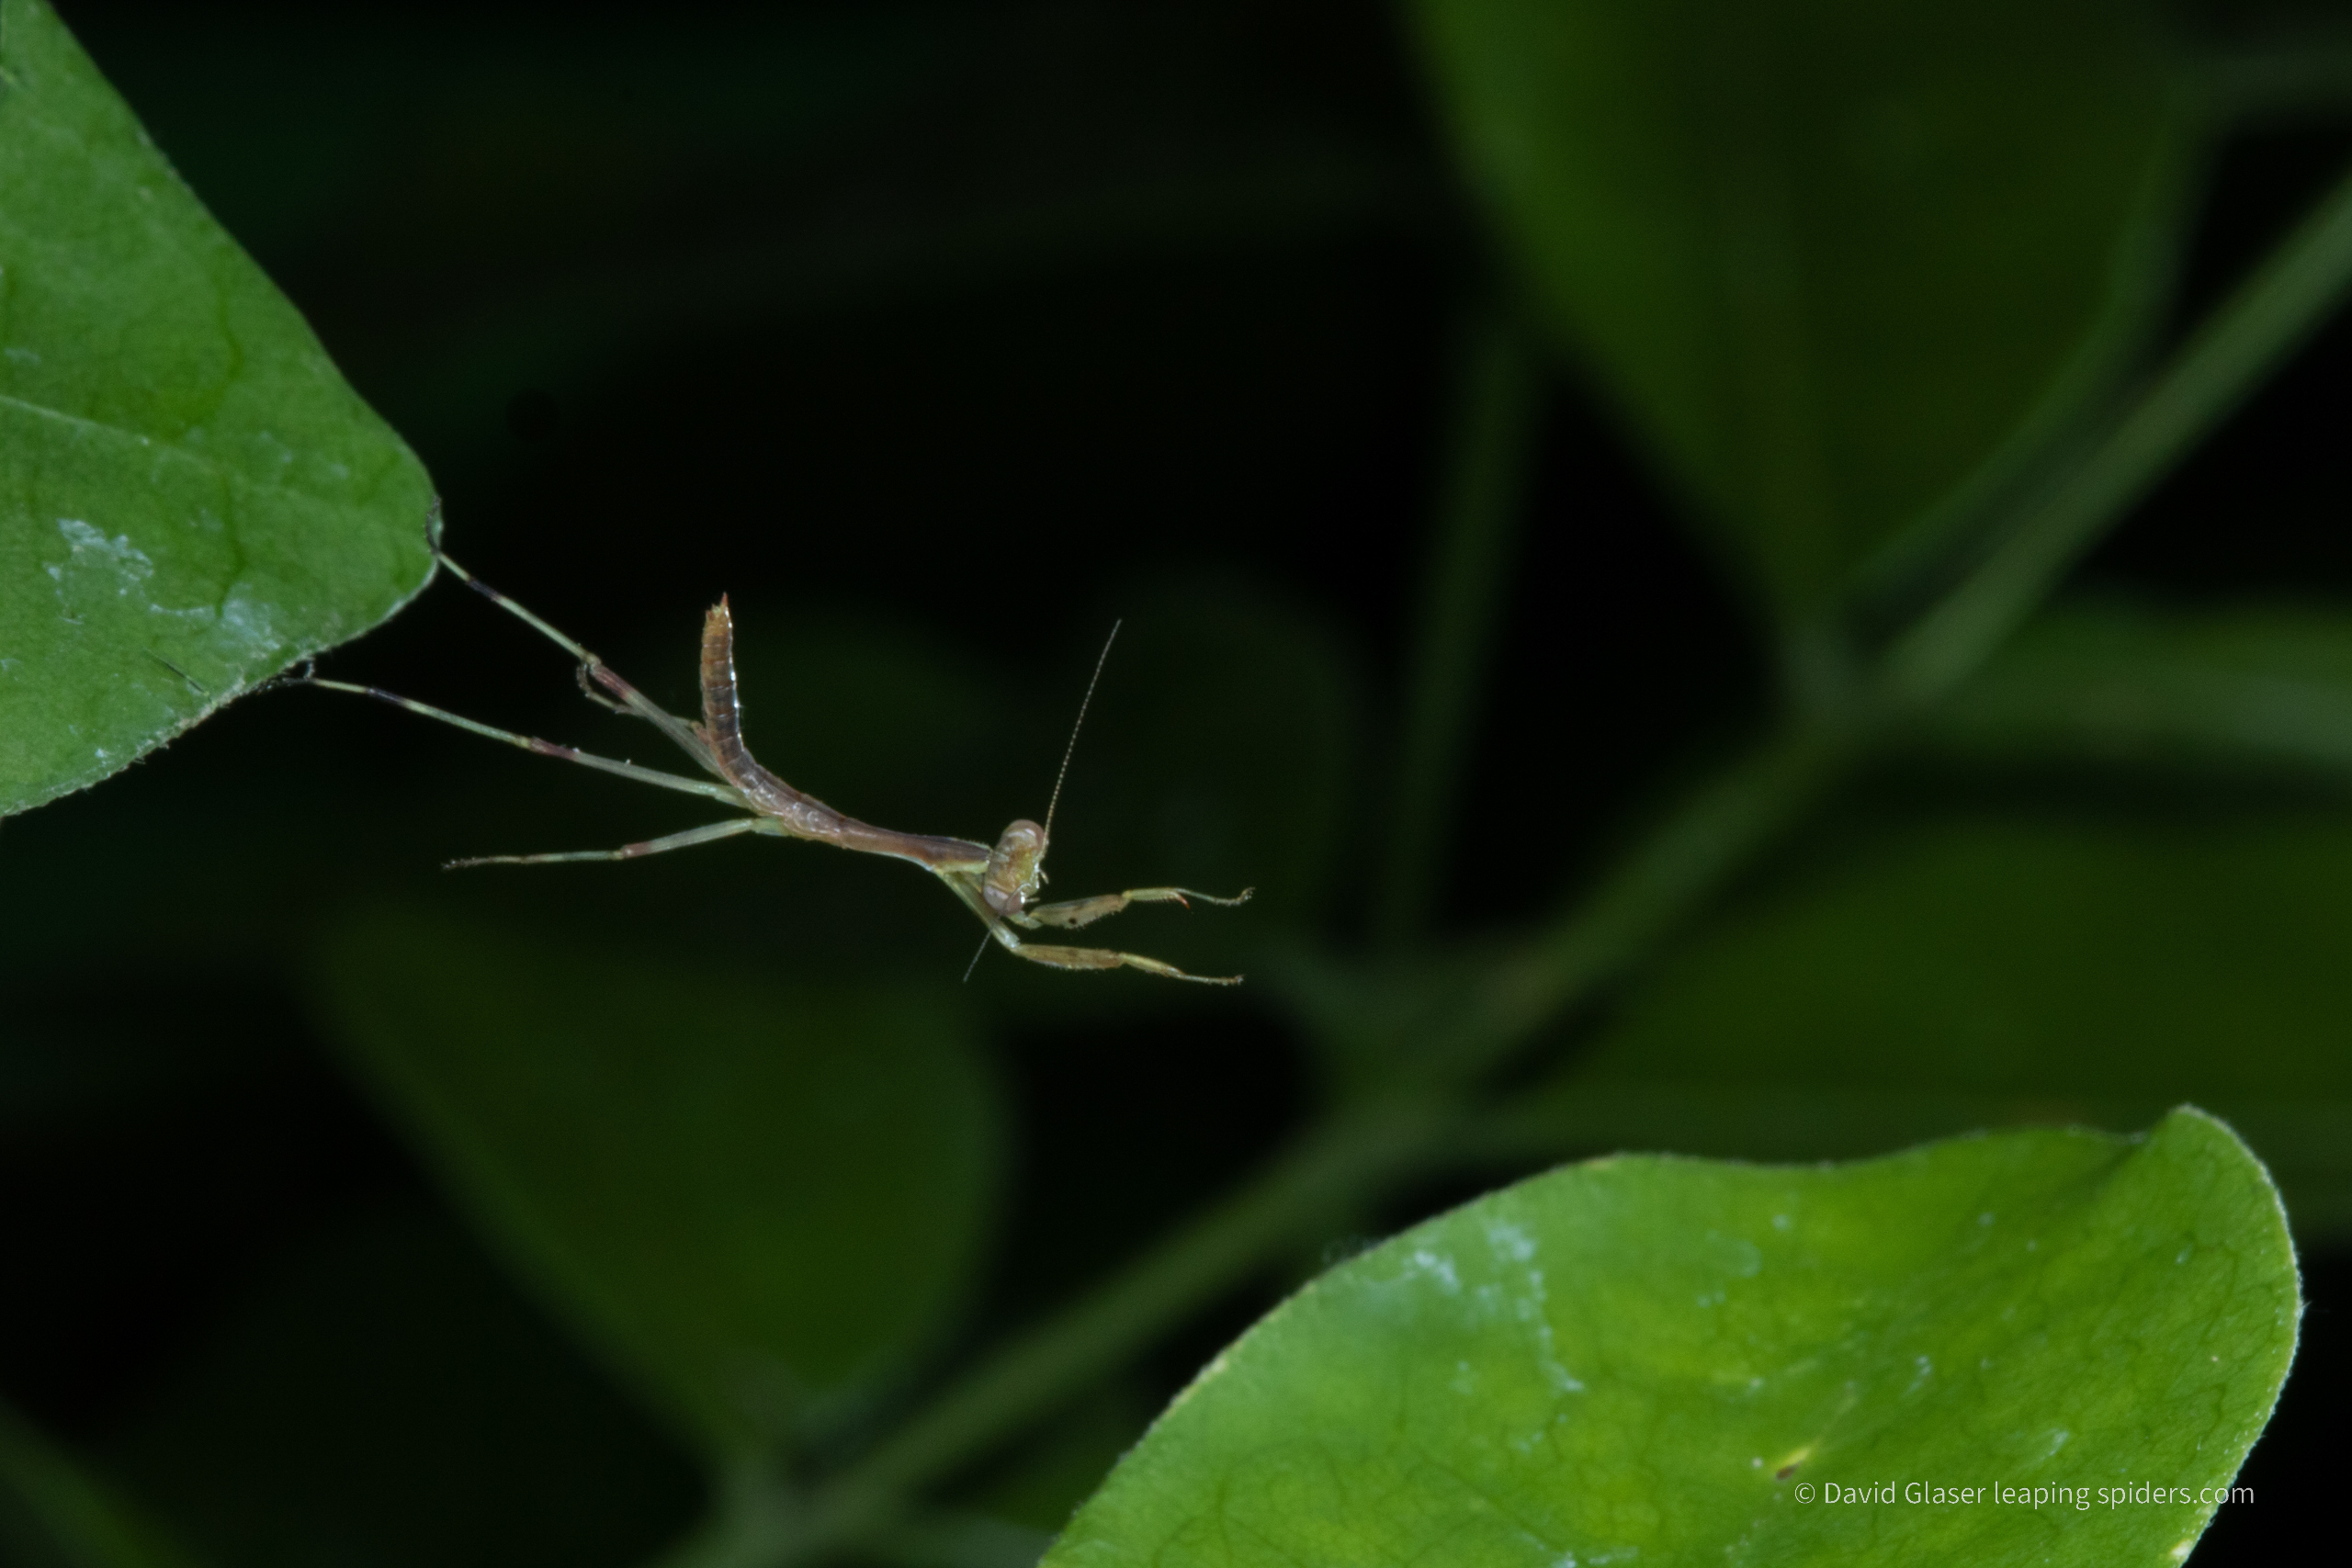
[[982, 818, 1047, 918]]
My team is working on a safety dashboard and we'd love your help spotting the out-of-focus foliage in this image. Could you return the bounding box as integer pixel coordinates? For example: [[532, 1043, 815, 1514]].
[[1524, 812, 2352, 1237], [316, 909, 1003, 1459], [97, 1203, 695, 1568], [1050, 1112, 2297, 1568], [1412, 0, 2194, 614], [0, 1398, 198, 1568], [0, 0, 435, 814], [1928, 599, 2352, 772]]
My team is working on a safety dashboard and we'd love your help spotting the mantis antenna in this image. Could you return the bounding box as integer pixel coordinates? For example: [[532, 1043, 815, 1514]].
[[1044, 620, 1121, 842]]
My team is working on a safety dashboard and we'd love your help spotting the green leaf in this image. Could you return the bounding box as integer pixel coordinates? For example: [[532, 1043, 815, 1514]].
[[313, 906, 1004, 1460], [1410, 0, 2194, 614], [0, 0, 435, 815], [1526, 814, 2352, 1240], [1048, 1111, 2297, 1568], [1928, 597, 2352, 773], [0, 1402, 199, 1568]]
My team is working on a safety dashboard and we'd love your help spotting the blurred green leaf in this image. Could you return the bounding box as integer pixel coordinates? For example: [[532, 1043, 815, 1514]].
[[0, 1401, 199, 1568], [1049, 1111, 2296, 1568], [0, 0, 435, 816], [1928, 597, 2352, 773], [314, 907, 1004, 1459], [1411, 0, 2193, 614], [101, 1202, 695, 1568], [1877, 163, 2352, 708], [1525, 813, 2352, 1239]]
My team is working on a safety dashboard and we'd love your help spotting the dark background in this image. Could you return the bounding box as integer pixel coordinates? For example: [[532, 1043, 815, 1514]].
[[2, 2, 2344, 1562]]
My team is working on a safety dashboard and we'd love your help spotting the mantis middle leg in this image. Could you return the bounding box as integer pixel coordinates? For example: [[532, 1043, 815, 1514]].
[[448, 817, 773, 868]]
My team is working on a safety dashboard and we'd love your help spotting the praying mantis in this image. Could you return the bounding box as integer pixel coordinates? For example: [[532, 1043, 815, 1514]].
[[304, 556, 1251, 984]]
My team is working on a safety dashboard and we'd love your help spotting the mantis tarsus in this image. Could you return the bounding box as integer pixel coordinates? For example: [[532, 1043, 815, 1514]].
[[304, 555, 1251, 984]]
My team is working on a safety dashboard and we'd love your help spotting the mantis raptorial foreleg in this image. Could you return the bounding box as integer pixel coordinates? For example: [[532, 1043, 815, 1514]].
[[1018, 886, 1253, 931], [448, 818, 773, 869]]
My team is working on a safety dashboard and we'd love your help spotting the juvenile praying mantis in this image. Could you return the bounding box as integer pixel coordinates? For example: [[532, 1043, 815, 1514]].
[[304, 555, 1251, 983]]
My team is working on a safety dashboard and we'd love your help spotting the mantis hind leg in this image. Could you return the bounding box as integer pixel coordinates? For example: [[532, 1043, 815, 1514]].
[[447, 817, 771, 869], [300, 678, 743, 806], [999, 936, 1241, 986], [1022, 886, 1252, 931]]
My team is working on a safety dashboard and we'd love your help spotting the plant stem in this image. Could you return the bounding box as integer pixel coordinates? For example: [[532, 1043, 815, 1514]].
[[783, 1100, 1452, 1562], [1377, 310, 1544, 942], [1441, 720, 1855, 1077], [861, 1508, 1054, 1568], [650, 1462, 802, 1568], [1883, 157, 2352, 709]]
